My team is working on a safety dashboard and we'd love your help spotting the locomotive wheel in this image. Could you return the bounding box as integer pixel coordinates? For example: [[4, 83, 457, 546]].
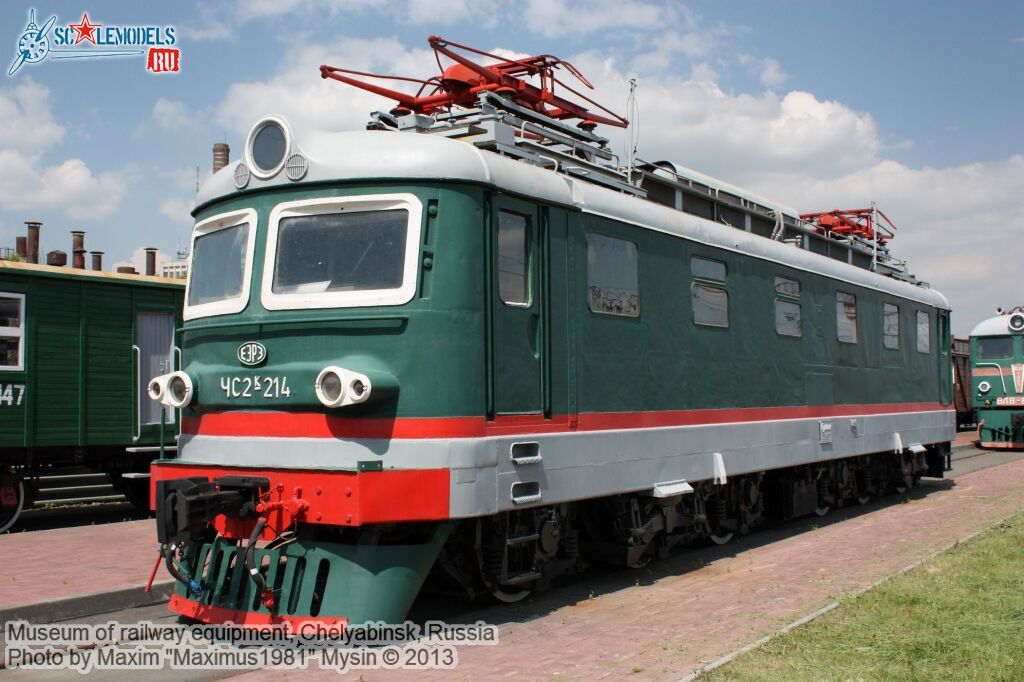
[[0, 479, 26, 534], [814, 504, 830, 517], [491, 587, 531, 603], [857, 494, 871, 505], [708, 531, 734, 545]]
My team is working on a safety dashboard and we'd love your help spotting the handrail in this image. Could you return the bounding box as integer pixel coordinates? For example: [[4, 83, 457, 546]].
[[975, 362, 1008, 394], [131, 344, 141, 442]]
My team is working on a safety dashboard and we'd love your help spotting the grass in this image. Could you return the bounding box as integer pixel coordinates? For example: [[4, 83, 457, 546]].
[[702, 512, 1024, 681]]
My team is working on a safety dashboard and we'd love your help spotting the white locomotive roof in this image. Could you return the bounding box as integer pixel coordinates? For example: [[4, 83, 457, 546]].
[[970, 315, 1020, 337], [197, 124, 949, 310]]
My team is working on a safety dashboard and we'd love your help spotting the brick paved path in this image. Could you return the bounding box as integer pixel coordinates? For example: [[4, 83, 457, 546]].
[[0, 519, 166, 613], [235, 456, 1024, 682]]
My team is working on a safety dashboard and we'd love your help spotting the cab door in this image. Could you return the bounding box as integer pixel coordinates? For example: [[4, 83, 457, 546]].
[[134, 311, 175, 440], [490, 197, 543, 417]]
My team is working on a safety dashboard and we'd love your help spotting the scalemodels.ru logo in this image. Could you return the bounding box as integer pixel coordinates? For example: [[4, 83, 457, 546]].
[[8, 8, 180, 77]]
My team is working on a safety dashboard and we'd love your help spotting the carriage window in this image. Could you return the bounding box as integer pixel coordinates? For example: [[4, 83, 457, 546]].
[[0, 293, 24, 371], [837, 292, 858, 343], [883, 303, 900, 350], [693, 284, 729, 327], [587, 234, 639, 317], [273, 209, 408, 295], [774, 276, 801, 337], [692, 256, 728, 327], [497, 211, 530, 306], [978, 336, 1012, 359], [691, 256, 726, 281], [917, 311, 931, 353], [188, 223, 248, 306], [774, 276, 800, 298]]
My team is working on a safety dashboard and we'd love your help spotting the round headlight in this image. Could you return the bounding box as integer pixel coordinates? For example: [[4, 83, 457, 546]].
[[165, 372, 194, 408], [1009, 313, 1024, 332], [147, 377, 165, 401], [315, 367, 345, 408], [978, 381, 992, 395], [246, 118, 290, 178]]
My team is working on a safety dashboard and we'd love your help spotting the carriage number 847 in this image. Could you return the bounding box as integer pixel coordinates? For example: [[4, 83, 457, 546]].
[[220, 376, 291, 399]]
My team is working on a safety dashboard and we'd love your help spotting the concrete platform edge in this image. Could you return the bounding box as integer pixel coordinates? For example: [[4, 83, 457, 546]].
[[0, 581, 174, 625]]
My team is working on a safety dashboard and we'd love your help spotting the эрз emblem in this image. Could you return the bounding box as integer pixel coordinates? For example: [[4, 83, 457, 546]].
[[237, 341, 267, 367]]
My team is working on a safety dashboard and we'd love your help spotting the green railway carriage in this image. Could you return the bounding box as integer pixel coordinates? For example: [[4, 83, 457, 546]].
[[148, 55, 953, 627], [971, 308, 1024, 448], [0, 261, 184, 531]]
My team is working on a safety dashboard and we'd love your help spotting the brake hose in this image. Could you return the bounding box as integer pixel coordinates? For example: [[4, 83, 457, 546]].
[[244, 517, 276, 609], [164, 544, 202, 596]]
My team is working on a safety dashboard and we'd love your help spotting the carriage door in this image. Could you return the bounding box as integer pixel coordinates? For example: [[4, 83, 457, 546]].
[[938, 311, 952, 405], [491, 199, 543, 417], [135, 311, 175, 435]]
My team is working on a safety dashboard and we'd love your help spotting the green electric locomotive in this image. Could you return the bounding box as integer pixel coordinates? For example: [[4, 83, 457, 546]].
[[0, 255, 184, 532], [148, 38, 953, 628], [971, 307, 1024, 449]]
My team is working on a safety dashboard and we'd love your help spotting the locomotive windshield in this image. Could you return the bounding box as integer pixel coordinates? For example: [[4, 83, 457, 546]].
[[272, 209, 408, 294], [188, 223, 248, 306], [977, 336, 1013, 359]]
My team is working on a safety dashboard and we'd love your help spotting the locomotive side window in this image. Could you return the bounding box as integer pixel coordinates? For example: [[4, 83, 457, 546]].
[[692, 256, 728, 327], [273, 209, 408, 294], [883, 303, 900, 350], [497, 211, 530, 306], [0, 293, 24, 371], [691, 256, 726, 281], [917, 311, 931, 353], [774, 276, 801, 337], [978, 336, 1013, 359], [587, 234, 639, 317], [836, 291, 858, 343]]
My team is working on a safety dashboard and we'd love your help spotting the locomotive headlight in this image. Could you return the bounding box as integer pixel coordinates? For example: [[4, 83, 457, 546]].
[[315, 366, 375, 408], [1010, 313, 1024, 332], [165, 371, 195, 408], [316, 368, 345, 407], [978, 381, 992, 395], [147, 375, 169, 402]]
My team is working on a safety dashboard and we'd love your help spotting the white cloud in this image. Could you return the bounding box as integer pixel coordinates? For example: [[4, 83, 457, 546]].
[[0, 80, 126, 220], [758, 57, 788, 87], [150, 98, 205, 133], [688, 62, 718, 83], [159, 199, 194, 225], [185, 0, 477, 41], [522, 0, 664, 37], [737, 54, 789, 87]]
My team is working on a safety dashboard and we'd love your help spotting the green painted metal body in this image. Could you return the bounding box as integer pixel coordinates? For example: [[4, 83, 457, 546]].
[[0, 263, 184, 468], [183, 181, 951, 423], [971, 334, 1024, 447]]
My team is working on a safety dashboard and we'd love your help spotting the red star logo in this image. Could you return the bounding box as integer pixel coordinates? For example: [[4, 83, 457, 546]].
[[68, 12, 102, 45]]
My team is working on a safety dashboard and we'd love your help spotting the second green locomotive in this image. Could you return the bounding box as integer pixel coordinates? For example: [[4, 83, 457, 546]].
[[971, 307, 1024, 449]]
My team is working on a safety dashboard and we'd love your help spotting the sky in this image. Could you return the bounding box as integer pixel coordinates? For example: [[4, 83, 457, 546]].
[[1, 0, 1021, 335]]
